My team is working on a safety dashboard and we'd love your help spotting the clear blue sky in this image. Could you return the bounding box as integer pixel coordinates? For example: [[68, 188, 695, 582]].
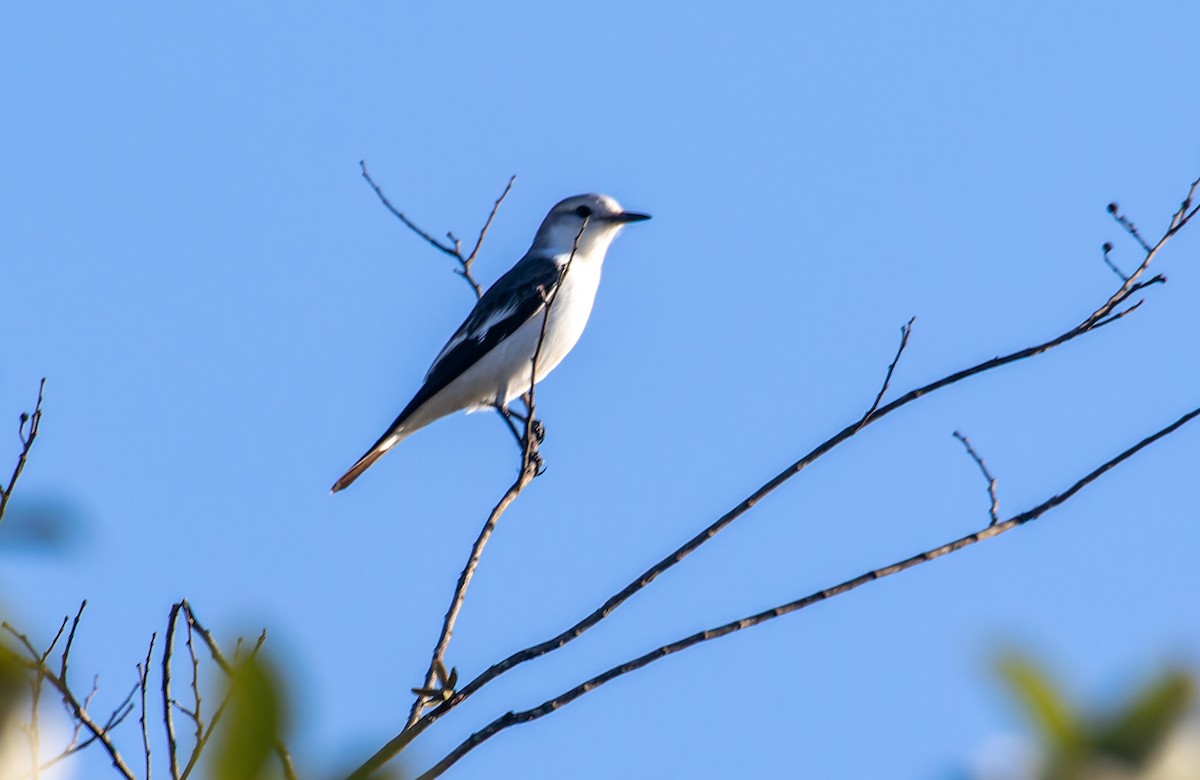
[[3, 2, 1199, 778]]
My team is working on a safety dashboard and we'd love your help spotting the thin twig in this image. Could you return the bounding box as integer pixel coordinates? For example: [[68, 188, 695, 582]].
[[162, 602, 183, 780], [1107, 201, 1154, 254], [360, 162, 515, 301], [953, 431, 1000, 525], [415, 404, 1200, 779], [359, 161, 462, 261], [462, 176, 517, 301], [1100, 241, 1128, 281], [178, 698, 229, 780], [1166, 175, 1200, 234], [176, 602, 285, 780], [856, 317, 915, 431], [21, 679, 137, 780], [185, 617, 203, 752], [275, 740, 299, 780], [60, 601, 86, 681], [0, 378, 45, 525], [140, 633, 156, 780]]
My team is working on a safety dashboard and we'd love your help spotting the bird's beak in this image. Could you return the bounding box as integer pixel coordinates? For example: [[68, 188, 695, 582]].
[[609, 211, 651, 224]]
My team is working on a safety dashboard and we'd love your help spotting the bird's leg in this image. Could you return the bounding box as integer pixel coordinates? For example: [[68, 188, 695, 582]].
[[493, 406, 527, 450], [510, 393, 546, 445]]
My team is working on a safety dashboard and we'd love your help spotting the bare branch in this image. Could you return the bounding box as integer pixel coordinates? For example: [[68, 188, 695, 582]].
[[415, 404, 1200, 779], [162, 602, 183, 780], [60, 600, 86, 681], [952, 431, 1000, 526], [359, 162, 515, 301], [4, 620, 138, 780], [359, 161, 462, 261], [175, 601, 287, 780], [140, 633, 156, 780], [275, 740, 299, 780], [1100, 241, 1128, 282], [180, 602, 233, 675], [185, 617, 202, 754], [1167, 175, 1200, 234], [462, 176, 517, 300], [346, 173, 1200, 780], [41, 616, 70, 665], [1107, 201, 1153, 254], [856, 317, 915, 431], [1, 378, 46, 525]]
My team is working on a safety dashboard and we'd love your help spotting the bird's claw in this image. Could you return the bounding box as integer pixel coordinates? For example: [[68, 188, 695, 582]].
[[528, 450, 547, 477]]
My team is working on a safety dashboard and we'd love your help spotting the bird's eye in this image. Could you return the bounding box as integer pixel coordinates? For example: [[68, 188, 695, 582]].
[[574, 205, 592, 218]]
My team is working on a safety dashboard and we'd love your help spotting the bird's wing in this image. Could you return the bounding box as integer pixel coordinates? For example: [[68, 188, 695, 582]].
[[416, 253, 562, 408]]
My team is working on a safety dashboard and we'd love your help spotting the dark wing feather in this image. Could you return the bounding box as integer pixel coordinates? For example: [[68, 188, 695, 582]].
[[391, 254, 561, 427], [331, 254, 561, 493]]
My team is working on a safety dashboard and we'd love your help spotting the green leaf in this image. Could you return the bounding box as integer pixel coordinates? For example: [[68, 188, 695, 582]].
[[1092, 670, 1193, 766], [210, 654, 287, 780], [997, 654, 1083, 756]]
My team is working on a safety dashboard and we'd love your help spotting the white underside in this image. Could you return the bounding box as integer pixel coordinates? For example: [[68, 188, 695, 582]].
[[381, 254, 603, 448]]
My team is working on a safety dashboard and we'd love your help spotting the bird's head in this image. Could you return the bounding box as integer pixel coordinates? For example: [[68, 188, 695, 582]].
[[531, 194, 650, 257]]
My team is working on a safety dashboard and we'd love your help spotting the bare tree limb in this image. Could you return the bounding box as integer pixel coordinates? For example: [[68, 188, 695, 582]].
[[345, 173, 1200, 780], [162, 602, 183, 780], [4, 613, 138, 780], [140, 633, 156, 780], [175, 601, 291, 780], [1, 378, 46, 526], [360, 161, 515, 301], [19, 676, 136, 780], [463, 176, 517, 299], [952, 431, 1000, 526], [415, 403, 1200, 779], [856, 316, 915, 431]]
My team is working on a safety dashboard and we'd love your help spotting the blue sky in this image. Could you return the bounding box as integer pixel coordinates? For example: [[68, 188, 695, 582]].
[[3, 2, 1199, 778]]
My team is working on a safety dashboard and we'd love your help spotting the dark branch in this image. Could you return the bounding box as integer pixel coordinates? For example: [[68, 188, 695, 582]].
[[359, 162, 515, 300], [416, 404, 1200, 779], [3, 617, 138, 780], [1101, 241, 1128, 282], [346, 173, 1200, 779], [359, 161, 462, 261], [463, 176, 517, 301], [856, 317, 915, 431], [952, 431, 1000, 526], [162, 602, 183, 780], [1, 378, 46, 525]]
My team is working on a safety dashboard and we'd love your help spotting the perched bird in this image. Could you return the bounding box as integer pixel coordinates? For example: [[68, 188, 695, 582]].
[[331, 193, 650, 493]]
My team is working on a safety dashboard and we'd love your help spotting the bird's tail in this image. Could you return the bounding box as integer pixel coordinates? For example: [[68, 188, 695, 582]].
[[330, 431, 406, 494]]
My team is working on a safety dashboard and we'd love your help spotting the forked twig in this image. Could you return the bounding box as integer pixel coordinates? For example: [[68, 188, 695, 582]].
[[359, 161, 515, 300]]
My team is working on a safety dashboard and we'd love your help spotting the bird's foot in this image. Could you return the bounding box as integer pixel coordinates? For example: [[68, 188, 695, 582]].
[[528, 449, 547, 477]]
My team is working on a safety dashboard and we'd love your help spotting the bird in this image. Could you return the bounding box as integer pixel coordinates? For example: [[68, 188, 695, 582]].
[[331, 193, 650, 493]]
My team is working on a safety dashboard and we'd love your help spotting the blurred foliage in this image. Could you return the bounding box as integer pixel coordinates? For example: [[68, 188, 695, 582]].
[[0, 644, 26, 730], [210, 653, 288, 780], [998, 654, 1196, 780]]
